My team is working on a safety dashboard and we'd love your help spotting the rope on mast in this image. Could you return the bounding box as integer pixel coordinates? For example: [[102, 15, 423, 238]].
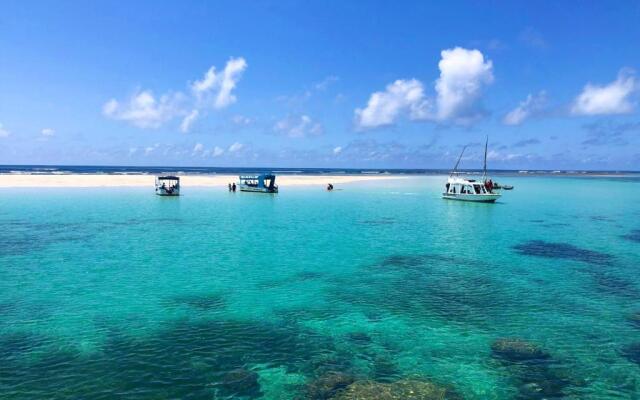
[[450, 145, 467, 177]]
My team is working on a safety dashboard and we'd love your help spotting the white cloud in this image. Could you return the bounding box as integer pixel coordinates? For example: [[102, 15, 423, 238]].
[[103, 90, 184, 129], [486, 149, 523, 161], [41, 128, 55, 137], [571, 70, 638, 116], [354, 79, 430, 129], [354, 47, 493, 129], [192, 143, 204, 154], [503, 91, 547, 125], [0, 123, 10, 138], [191, 57, 247, 109], [144, 144, 159, 155], [274, 115, 323, 138], [104, 57, 247, 130], [435, 47, 493, 122], [180, 110, 199, 133], [333, 146, 343, 155], [228, 142, 244, 153], [212, 146, 224, 157]]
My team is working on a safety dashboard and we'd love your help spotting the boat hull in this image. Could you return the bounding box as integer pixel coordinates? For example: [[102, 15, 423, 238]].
[[239, 186, 278, 193], [155, 189, 180, 196], [442, 193, 500, 202]]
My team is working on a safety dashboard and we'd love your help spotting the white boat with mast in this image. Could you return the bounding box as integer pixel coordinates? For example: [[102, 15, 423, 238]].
[[442, 139, 501, 203]]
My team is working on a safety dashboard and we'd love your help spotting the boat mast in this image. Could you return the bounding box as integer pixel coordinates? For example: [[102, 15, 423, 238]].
[[482, 136, 488, 181], [450, 145, 467, 177]]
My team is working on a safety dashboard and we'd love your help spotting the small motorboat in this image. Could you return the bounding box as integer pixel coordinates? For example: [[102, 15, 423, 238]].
[[492, 183, 514, 190], [238, 174, 278, 193], [155, 176, 180, 196]]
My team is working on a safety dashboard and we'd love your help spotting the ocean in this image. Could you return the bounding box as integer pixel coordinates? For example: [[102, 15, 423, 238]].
[[1, 175, 639, 399]]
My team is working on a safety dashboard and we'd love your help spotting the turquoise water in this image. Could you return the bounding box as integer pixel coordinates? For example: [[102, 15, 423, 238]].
[[1, 176, 640, 399]]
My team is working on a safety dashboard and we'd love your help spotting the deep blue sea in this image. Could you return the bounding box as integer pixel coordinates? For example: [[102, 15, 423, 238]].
[[1, 164, 638, 177], [1, 174, 640, 399]]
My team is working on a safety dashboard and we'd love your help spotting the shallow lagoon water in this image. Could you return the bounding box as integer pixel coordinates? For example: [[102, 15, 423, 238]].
[[1, 176, 639, 399]]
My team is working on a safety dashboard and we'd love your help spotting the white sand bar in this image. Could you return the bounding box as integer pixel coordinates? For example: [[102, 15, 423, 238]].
[[0, 174, 407, 188]]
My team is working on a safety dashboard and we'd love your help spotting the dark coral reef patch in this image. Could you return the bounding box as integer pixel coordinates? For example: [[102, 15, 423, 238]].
[[621, 342, 640, 365], [512, 240, 613, 265], [490, 338, 578, 399], [621, 229, 640, 243]]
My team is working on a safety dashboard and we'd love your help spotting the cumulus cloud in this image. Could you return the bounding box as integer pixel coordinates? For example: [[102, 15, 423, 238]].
[[144, 144, 159, 155], [192, 143, 204, 154], [103, 90, 184, 129], [228, 142, 244, 153], [571, 70, 638, 116], [274, 115, 323, 138], [503, 91, 547, 125], [180, 110, 199, 133], [333, 146, 342, 155], [104, 58, 247, 130], [191, 57, 247, 109], [354, 47, 493, 129], [354, 79, 430, 129], [0, 123, 10, 138], [434, 47, 494, 122], [212, 146, 224, 157], [41, 128, 55, 137]]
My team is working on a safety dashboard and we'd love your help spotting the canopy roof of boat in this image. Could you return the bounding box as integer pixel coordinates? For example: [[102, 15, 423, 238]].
[[157, 175, 179, 180], [239, 174, 276, 180], [447, 175, 485, 184]]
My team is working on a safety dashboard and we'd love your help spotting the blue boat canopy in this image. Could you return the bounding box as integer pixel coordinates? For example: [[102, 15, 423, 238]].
[[239, 174, 275, 180], [157, 175, 180, 180], [238, 173, 278, 192]]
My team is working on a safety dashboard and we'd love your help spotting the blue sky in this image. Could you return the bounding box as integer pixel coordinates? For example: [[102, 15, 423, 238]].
[[1, 1, 639, 170]]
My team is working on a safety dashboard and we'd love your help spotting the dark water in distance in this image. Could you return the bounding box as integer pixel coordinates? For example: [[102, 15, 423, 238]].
[[1, 164, 639, 177]]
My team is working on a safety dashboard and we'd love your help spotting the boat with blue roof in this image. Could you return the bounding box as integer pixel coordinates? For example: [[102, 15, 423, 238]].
[[238, 174, 278, 193]]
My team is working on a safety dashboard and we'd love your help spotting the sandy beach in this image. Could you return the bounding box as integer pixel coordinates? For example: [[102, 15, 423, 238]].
[[0, 174, 407, 188]]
